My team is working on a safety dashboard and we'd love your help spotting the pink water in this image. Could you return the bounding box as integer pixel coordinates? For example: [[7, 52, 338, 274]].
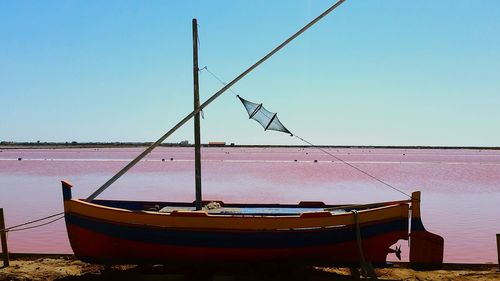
[[0, 147, 499, 263]]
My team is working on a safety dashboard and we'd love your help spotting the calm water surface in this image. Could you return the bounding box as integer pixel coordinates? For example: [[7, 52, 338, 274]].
[[0, 147, 499, 263]]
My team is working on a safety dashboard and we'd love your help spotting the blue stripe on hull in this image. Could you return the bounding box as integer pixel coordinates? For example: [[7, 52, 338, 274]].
[[65, 213, 408, 248]]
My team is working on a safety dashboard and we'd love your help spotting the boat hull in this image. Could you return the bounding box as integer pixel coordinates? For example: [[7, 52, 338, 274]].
[[62, 194, 410, 265], [65, 216, 406, 265], [62, 181, 444, 267]]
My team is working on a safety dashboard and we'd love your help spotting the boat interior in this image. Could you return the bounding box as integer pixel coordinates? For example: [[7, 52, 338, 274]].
[[89, 199, 406, 216]]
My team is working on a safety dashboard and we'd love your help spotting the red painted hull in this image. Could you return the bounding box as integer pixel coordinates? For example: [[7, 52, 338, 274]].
[[67, 224, 403, 265]]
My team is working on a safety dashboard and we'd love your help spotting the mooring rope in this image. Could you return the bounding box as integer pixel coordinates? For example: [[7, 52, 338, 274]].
[[0, 212, 64, 233], [352, 210, 377, 279], [200, 66, 414, 200]]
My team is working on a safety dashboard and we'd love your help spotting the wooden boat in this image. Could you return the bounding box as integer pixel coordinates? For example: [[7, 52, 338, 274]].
[[61, 0, 443, 268], [62, 184, 442, 267]]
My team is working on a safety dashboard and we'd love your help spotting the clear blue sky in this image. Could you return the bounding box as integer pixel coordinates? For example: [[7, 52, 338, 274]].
[[1, 0, 499, 146]]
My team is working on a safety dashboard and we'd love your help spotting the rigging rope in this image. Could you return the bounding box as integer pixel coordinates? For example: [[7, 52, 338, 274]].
[[196, 23, 201, 49], [200, 66, 415, 200], [200, 66, 239, 96], [294, 135, 413, 199], [0, 212, 64, 233]]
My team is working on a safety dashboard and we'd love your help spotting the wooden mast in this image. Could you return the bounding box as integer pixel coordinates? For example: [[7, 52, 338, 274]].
[[192, 19, 202, 210]]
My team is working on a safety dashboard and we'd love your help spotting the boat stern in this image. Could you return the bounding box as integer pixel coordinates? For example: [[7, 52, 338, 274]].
[[409, 191, 444, 269]]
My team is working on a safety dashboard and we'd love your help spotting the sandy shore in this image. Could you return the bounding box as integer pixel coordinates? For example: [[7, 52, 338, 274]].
[[0, 256, 498, 281]]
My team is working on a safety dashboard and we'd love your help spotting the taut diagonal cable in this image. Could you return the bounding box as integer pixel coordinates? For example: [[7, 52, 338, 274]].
[[294, 135, 413, 199]]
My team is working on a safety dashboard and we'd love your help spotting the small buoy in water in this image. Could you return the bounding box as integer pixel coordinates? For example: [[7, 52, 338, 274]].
[[162, 158, 165, 162], [314, 160, 318, 163], [403, 153, 405, 156], [170, 158, 174, 161], [18, 157, 22, 161]]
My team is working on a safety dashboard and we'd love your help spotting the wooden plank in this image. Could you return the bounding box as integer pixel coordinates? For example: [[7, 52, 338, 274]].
[[0, 208, 9, 267]]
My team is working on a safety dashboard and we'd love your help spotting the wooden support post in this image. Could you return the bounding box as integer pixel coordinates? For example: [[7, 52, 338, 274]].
[[497, 234, 499, 271], [0, 208, 9, 267]]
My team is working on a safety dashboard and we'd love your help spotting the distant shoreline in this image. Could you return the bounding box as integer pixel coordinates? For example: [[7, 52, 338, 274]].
[[1, 142, 499, 150]]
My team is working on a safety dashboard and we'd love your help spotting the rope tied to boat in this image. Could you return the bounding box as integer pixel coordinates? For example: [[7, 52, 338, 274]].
[[0, 212, 64, 233], [294, 135, 414, 200], [351, 210, 377, 280]]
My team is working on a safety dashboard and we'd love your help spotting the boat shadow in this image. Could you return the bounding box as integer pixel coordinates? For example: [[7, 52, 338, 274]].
[[55, 264, 402, 281]]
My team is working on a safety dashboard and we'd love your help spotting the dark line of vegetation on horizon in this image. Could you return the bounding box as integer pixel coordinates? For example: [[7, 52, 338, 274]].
[[1, 141, 499, 150]]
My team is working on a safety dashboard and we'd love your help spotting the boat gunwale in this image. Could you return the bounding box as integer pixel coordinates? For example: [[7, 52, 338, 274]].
[[89, 198, 413, 211], [64, 198, 411, 231]]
